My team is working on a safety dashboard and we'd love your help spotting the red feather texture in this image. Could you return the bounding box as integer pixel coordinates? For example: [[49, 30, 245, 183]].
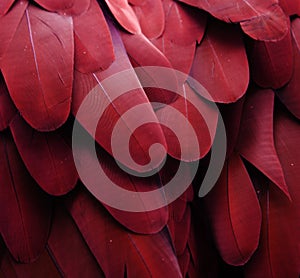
[[245, 108, 300, 278], [34, 0, 90, 15], [178, 0, 289, 41], [47, 204, 105, 277], [0, 0, 15, 15], [65, 187, 182, 278], [190, 19, 249, 103], [1, 4, 74, 131], [204, 152, 261, 265], [10, 115, 78, 196], [130, 0, 164, 39], [277, 18, 300, 119], [0, 0, 28, 62], [237, 88, 290, 198], [73, 0, 114, 73], [0, 75, 16, 131], [72, 21, 167, 172], [249, 26, 293, 89], [156, 82, 218, 161], [104, 0, 141, 34], [279, 0, 300, 16], [0, 131, 52, 263]]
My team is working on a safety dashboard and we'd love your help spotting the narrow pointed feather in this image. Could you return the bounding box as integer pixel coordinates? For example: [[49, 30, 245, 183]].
[[249, 28, 293, 89], [164, 0, 207, 46], [73, 126, 168, 234], [0, 0, 14, 15], [0, 75, 16, 131], [190, 20, 249, 103], [121, 31, 177, 105], [0, 132, 52, 263], [279, 0, 300, 15], [65, 187, 182, 278], [178, 0, 289, 41], [104, 0, 141, 34], [131, 0, 164, 39], [34, 0, 90, 15], [236, 88, 290, 197], [204, 153, 261, 265], [47, 204, 105, 277], [1, 4, 74, 131], [10, 115, 78, 196], [277, 18, 300, 119], [0, 0, 28, 61], [73, 0, 114, 73], [72, 22, 167, 172]]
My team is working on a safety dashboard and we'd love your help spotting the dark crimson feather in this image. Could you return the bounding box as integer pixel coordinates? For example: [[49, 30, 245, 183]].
[[190, 19, 249, 103], [0, 0, 14, 15], [34, 0, 90, 15], [237, 88, 290, 198], [0, 131, 52, 263], [249, 28, 293, 89], [65, 187, 182, 278], [47, 203, 105, 277], [204, 153, 261, 265], [72, 22, 167, 172], [0, 75, 16, 131], [0, 0, 28, 61], [155, 82, 218, 161], [277, 18, 300, 119], [73, 0, 114, 73], [1, 4, 74, 131], [130, 0, 164, 39], [104, 0, 141, 34], [178, 0, 289, 41], [279, 0, 300, 16], [10, 115, 78, 196]]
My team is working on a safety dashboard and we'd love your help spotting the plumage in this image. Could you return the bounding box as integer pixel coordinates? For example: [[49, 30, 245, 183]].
[[1, 4, 74, 131], [73, 0, 114, 73], [279, 0, 300, 16], [10, 115, 78, 196], [204, 153, 261, 265], [237, 88, 290, 198], [0, 0, 15, 15], [0, 131, 52, 263], [190, 19, 249, 103]]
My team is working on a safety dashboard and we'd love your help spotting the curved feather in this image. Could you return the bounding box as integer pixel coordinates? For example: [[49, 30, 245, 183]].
[[155, 83, 218, 161], [237, 88, 290, 198], [0, 75, 16, 131], [65, 187, 182, 278], [73, 0, 114, 73], [249, 28, 293, 89], [204, 153, 261, 265], [0, 0, 15, 15], [0, 131, 52, 263], [10, 115, 78, 196], [131, 0, 164, 39], [190, 20, 249, 103], [277, 18, 300, 119], [1, 4, 74, 131], [104, 0, 141, 34]]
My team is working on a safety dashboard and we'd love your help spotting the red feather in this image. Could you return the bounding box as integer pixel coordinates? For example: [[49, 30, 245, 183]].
[[204, 153, 261, 265], [279, 0, 300, 16], [34, 0, 90, 15], [249, 27, 293, 89], [178, 0, 289, 41], [10, 115, 78, 196], [73, 0, 114, 73], [0, 0, 15, 15], [0, 131, 52, 263], [1, 4, 74, 131], [237, 88, 290, 198], [190, 19, 249, 103], [130, 0, 164, 39], [65, 187, 182, 278], [104, 0, 141, 34], [47, 203, 105, 277], [155, 82, 218, 161], [277, 18, 300, 119], [0, 75, 16, 131]]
